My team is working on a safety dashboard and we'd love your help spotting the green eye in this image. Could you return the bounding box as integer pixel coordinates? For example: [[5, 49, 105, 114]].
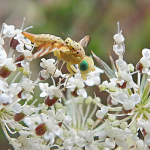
[[80, 60, 88, 71]]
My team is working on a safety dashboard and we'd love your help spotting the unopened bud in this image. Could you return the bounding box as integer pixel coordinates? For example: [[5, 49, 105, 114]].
[[117, 81, 127, 89], [35, 123, 47, 136], [71, 88, 78, 97], [120, 122, 128, 129], [136, 62, 143, 73], [10, 37, 19, 50], [0, 66, 12, 78], [87, 118, 94, 127], [14, 112, 25, 122], [17, 90, 23, 98], [122, 107, 132, 114], [58, 122, 62, 127], [44, 96, 58, 106], [85, 96, 92, 105], [2, 102, 10, 106], [15, 54, 25, 67], [128, 63, 134, 72]]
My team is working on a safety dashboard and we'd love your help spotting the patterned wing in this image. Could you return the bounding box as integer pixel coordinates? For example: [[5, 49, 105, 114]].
[[79, 35, 90, 48], [32, 42, 67, 59]]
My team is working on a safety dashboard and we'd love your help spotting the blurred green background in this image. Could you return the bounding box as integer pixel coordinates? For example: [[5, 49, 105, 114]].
[[1, 0, 150, 149]]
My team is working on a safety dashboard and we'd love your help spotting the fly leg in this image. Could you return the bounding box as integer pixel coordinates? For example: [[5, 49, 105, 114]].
[[52, 60, 59, 77], [62, 63, 78, 91]]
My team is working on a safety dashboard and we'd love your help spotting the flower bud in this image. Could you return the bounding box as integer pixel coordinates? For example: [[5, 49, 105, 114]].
[[2, 102, 10, 106], [55, 103, 63, 109], [120, 122, 128, 129], [77, 96, 84, 104], [85, 96, 92, 105], [142, 128, 147, 136], [71, 88, 78, 97], [128, 63, 134, 72], [44, 96, 58, 106], [14, 112, 25, 122], [10, 37, 19, 50], [15, 54, 25, 67], [58, 122, 62, 127], [122, 107, 132, 114], [35, 123, 47, 136], [38, 70, 49, 81], [136, 62, 143, 73], [0, 66, 12, 78], [117, 81, 127, 89], [87, 118, 94, 127], [56, 138, 63, 145], [17, 90, 23, 98], [113, 33, 125, 43]]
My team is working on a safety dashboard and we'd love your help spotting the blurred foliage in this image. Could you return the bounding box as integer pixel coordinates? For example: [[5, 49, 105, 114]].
[[1, 0, 150, 149]]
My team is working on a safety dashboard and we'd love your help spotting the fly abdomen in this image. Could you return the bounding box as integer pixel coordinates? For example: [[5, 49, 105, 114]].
[[34, 34, 64, 44]]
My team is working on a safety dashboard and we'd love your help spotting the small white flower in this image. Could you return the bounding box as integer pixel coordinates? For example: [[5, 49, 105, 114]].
[[97, 130, 106, 141], [144, 133, 150, 146], [85, 143, 96, 150], [113, 44, 124, 55], [5, 58, 16, 71], [16, 43, 24, 52], [44, 131, 54, 144], [140, 57, 150, 68], [113, 22, 125, 43], [96, 105, 108, 118], [21, 78, 34, 93], [0, 37, 4, 45], [77, 88, 87, 98], [99, 80, 109, 91], [85, 130, 94, 143], [39, 83, 49, 97], [0, 80, 9, 92], [85, 67, 103, 86], [22, 105, 31, 115], [113, 33, 125, 43], [9, 83, 22, 95], [116, 59, 128, 72], [142, 48, 150, 59], [140, 48, 150, 69], [117, 93, 140, 110], [63, 139, 74, 150], [0, 45, 7, 57], [14, 29, 32, 51], [137, 119, 145, 128], [105, 138, 115, 149], [40, 58, 61, 77], [74, 136, 86, 147], [0, 93, 13, 104], [120, 71, 132, 82], [40, 70, 50, 79], [12, 103, 22, 113], [2, 23, 16, 37], [55, 109, 65, 121], [67, 73, 87, 98], [39, 83, 62, 99], [23, 50, 32, 61]]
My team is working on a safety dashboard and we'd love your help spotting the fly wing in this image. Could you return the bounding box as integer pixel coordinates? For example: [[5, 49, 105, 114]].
[[32, 42, 64, 59], [79, 35, 90, 48]]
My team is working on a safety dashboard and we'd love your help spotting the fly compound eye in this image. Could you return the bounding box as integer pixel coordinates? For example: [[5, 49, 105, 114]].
[[79, 60, 88, 71]]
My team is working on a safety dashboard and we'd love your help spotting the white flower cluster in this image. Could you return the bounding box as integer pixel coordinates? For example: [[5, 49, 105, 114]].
[[0, 19, 104, 150], [0, 18, 150, 150], [97, 22, 150, 149]]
